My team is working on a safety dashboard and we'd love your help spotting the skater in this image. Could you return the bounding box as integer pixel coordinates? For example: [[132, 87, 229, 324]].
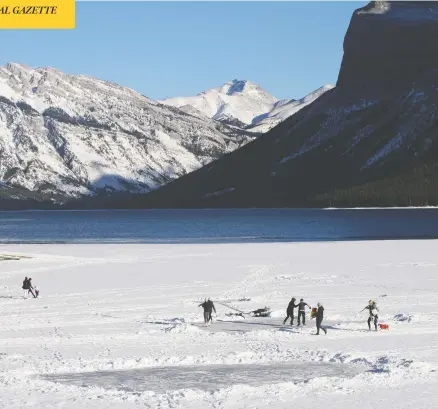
[[283, 297, 297, 325], [297, 298, 311, 326], [363, 300, 379, 331], [315, 302, 327, 335], [199, 298, 216, 326]]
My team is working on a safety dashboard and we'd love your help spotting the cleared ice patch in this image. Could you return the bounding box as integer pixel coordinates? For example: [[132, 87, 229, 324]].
[[39, 362, 363, 393]]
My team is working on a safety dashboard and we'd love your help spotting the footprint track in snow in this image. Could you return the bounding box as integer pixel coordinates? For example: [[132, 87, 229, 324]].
[[219, 264, 279, 301]]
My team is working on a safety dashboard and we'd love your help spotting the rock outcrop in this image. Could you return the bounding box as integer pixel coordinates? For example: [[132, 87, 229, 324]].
[[338, 1, 438, 94]]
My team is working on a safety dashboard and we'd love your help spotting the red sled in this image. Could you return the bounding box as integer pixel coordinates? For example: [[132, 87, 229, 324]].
[[379, 323, 389, 330]]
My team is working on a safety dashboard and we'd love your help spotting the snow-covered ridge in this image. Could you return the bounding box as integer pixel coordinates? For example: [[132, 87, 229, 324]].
[[161, 80, 334, 133], [249, 84, 335, 133], [357, 1, 438, 22], [0, 63, 253, 199], [161, 79, 278, 126]]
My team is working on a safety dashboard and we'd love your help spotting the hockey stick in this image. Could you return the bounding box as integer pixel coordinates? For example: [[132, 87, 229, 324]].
[[215, 301, 248, 314], [360, 294, 387, 312]]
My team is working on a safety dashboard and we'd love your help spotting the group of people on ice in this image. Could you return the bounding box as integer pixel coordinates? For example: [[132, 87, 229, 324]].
[[199, 296, 381, 333], [22, 277, 39, 299], [283, 298, 327, 335], [283, 298, 381, 333]]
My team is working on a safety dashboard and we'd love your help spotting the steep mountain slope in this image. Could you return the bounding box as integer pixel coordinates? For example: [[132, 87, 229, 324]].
[[0, 63, 254, 201], [247, 85, 335, 133], [127, 1, 438, 209], [160, 80, 333, 132]]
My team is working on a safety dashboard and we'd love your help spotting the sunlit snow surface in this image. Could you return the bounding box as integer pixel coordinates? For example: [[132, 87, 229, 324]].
[[0, 240, 437, 408]]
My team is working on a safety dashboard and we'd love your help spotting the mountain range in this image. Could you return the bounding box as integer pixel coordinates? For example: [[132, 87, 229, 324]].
[[0, 63, 328, 207], [0, 63, 260, 203]]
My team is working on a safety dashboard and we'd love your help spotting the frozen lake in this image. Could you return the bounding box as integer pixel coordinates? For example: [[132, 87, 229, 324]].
[[0, 241, 437, 409]]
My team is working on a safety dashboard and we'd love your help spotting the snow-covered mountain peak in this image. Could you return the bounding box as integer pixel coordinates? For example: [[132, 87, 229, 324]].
[[161, 80, 333, 131], [218, 79, 265, 97], [217, 79, 276, 100], [225, 79, 248, 95], [161, 79, 278, 126]]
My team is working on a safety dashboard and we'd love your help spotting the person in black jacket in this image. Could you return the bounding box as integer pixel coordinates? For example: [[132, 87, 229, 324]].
[[297, 298, 311, 326], [199, 298, 216, 326], [283, 297, 297, 325], [22, 277, 29, 299], [21, 277, 35, 299], [316, 303, 327, 335]]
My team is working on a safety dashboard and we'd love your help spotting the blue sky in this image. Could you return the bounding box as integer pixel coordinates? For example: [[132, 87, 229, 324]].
[[0, 2, 366, 100]]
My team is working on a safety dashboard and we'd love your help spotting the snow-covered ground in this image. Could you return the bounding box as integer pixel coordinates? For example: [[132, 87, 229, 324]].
[[0, 240, 437, 408]]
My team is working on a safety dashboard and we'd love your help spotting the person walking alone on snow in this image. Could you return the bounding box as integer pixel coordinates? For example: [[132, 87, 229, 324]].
[[297, 298, 311, 326], [283, 297, 297, 325], [315, 302, 327, 335]]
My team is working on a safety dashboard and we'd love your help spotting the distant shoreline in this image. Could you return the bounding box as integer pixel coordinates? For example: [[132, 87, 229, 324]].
[[323, 206, 438, 210], [1, 206, 438, 213]]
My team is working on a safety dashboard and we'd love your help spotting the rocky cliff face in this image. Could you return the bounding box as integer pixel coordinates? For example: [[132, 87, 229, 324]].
[[125, 1, 438, 209], [337, 1, 438, 94]]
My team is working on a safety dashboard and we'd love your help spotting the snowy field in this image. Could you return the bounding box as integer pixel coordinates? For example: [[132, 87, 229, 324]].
[[0, 240, 437, 408]]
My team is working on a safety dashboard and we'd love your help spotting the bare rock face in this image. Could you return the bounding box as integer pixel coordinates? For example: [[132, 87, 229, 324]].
[[337, 1, 438, 94]]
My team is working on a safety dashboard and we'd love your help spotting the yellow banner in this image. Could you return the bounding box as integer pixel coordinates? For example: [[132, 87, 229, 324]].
[[0, 0, 75, 29]]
